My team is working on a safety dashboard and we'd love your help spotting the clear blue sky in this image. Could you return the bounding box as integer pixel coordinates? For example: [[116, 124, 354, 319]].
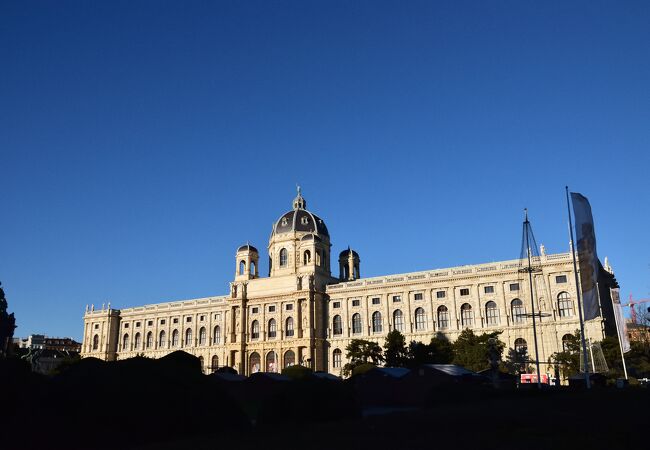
[[2, 1, 649, 340]]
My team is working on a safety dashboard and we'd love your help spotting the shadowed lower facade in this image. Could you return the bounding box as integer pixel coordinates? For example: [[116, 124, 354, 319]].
[[81, 190, 616, 376]]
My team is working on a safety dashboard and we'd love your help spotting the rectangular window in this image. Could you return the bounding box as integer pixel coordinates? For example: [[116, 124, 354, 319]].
[[510, 283, 520, 292], [352, 299, 360, 307], [161, 319, 166, 325], [173, 318, 178, 324], [436, 291, 446, 299], [251, 307, 259, 314], [556, 275, 567, 284], [94, 324, 99, 329], [414, 293, 423, 301], [484, 286, 494, 294], [460, 288, 470, 296], [147, 320, 153, 326], [268, 305, 276, 313], [371, 297, 380, 305], [332, 301, 341, 308], [135, 322, 141, 327], [186, 317, 192, 323], [286, 304, 293, 311], [200, 315, 205, 321], [124, 323, 129, 329], [392, 295, 402, 303]]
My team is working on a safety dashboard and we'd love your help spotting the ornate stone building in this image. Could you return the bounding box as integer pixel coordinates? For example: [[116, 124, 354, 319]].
[[81, 190, 612, 376]]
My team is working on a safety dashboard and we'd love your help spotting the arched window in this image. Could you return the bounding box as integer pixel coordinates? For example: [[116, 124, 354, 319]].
[[333, 348, 342, 368], [284, 350, 295, 368], [146, 331, 153, 349], [352, 313, 362, 334], [171, 330, 179, 347], [268, 319, 277, 338], [266, 351, 277, 372], [211, 355, 219, 373], [511, 298, 525, 323], [333, 315, 343, 335], [279, 248, 288, 267], [562, 333, 575, 352], [251, 320, 259, 340], [92, 334, 99, 351], [304, 250, 311, 265], [485, 301, 499, 326], [239, 260, 246, 275], [185, 328, 193, 347], [514, 338, 528, 354], [557, 292, 574, 317], [250, 352, 261, 374], [134, 332, 141, 350], [251, 261, 256, 275], [213, 325, 221, 344], [415, 307, 426, 331], [285, 317, 294, 337], [393, 309, 404, 332], [159, 330, 167, 348], [437, 305, 449, 329], [460, 303, 473, 327], [199, 356, 204, 373], [199, 327, 206, 345], [122, 334, 129, 351], [372, 311, 382, 333]]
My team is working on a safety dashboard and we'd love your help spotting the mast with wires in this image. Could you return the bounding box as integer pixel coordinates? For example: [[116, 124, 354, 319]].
[[517, 209, 544, 389]]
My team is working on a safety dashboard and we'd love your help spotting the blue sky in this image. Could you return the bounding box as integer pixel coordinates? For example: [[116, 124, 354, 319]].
[[1, 1, 649, 340]]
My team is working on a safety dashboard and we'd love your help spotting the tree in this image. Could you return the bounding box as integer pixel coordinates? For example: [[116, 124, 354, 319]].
[[503, 347, 529, 375], [451, 329, 505, 372], [429, 333, 454, 364], [383, 330, 407, 367], [406, 333, 454, 366], [548, 330, 580, 381], [343, 339, 384, 377], [0, 282, 17, 358]]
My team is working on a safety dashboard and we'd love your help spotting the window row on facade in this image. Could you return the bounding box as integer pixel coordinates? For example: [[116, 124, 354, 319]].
[[329, 292, 575, 335]]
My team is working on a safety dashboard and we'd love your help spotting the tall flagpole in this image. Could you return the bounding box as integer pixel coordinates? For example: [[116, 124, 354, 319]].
[[565, 186, 591, 389], [523, 209, 543, 389]]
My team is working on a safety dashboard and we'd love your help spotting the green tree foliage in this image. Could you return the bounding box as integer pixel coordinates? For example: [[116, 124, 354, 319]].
[[600, 335, 650, 380], [502, 347, 529, 375], [451, 329, 505, 372], [548, 330, 580, 380], [383, 330, 407, 367], [343, 339, 384, 377], [406, 333, 454, 366]]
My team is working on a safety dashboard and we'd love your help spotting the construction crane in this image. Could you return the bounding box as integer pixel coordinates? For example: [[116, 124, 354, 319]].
[[624, 294, 650, 323]]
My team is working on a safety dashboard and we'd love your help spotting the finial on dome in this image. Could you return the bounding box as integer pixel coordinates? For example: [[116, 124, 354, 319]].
[[293, 186, 306, 210]]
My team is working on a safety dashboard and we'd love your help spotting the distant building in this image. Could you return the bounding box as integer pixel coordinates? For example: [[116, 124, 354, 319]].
[[81, 190, 619, 376], [15, 335, 81, 352], [44, 337, 81, 352]]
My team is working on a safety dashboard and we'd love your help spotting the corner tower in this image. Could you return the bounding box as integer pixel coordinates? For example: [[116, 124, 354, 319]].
[[268, 188, 332, 279], [235, 243, 259, 281]]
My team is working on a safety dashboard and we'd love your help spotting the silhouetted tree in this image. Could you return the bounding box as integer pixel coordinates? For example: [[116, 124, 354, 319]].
[[452, 329, 504, 372], [383, 330, 407, 367], [343, 339, 384, 377], [548, 330, 580, 380], [0, 282, 17, 358]]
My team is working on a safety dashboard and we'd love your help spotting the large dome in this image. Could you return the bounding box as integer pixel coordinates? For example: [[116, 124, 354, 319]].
[[271, 189, 329, 238]]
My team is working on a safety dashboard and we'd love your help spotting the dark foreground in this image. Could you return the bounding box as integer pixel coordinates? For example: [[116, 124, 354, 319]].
[[2, 354, 647, 450]]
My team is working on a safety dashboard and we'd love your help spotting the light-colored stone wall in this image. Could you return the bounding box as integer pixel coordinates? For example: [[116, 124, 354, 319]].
[[81, 251, 605, 376], [324, 252, 604, 376]]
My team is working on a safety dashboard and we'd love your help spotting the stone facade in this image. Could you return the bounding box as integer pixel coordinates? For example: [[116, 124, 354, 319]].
[[81, 190, 609, 376]]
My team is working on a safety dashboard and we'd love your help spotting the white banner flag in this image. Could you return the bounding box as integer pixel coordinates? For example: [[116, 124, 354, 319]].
[[571, 193, 601, 321], [611, 288, 631, 352]]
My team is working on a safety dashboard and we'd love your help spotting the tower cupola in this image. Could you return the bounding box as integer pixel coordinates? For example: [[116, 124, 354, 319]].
[[339, 247, 360, 281], [235, 243, 259, 281]]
